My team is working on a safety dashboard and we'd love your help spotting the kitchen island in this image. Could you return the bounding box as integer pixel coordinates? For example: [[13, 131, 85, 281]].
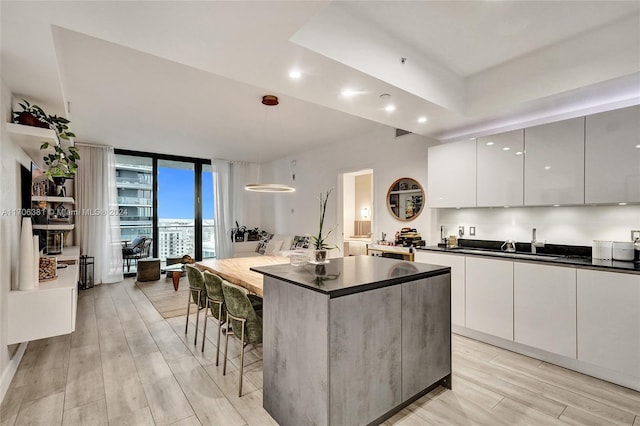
[[251, 255, 451, 426]]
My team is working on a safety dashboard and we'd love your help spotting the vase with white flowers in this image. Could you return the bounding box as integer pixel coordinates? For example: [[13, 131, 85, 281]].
[[311, 188, 339, 263]]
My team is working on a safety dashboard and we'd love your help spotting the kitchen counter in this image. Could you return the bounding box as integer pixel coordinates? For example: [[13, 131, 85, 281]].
[[417, 246, 640, 274], [253, 256, 451, 425], [251, 255, 449, 298]]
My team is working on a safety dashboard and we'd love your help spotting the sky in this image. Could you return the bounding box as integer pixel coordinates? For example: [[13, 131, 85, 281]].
[[157, 167, 214, 219]]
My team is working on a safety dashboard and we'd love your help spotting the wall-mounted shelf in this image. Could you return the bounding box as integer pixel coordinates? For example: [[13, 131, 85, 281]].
[[389, 189, 422, 195], [8, 246, 79, 344], [33, 224, 74, 231], [32, 196, 75, 204], [5, 122, 68, 169]]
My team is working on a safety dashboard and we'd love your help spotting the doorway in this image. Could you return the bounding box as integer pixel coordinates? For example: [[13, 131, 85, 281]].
[[342, 169, 374, 256]]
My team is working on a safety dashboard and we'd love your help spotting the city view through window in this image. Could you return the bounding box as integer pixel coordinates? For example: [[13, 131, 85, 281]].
[[116, 154, 215, 271]]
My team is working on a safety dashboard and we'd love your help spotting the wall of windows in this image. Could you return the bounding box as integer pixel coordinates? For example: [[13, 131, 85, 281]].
[[115, 150, 214, 273]]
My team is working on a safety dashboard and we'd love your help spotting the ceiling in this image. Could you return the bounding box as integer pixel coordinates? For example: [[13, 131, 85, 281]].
[[2, 1, 639, 162]]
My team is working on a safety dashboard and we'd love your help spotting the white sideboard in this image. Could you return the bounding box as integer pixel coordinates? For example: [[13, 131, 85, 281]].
[[8, 246, 79, 344]]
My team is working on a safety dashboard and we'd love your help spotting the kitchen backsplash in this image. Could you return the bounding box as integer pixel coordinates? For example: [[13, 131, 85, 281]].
[[434, 205, 640, 246]]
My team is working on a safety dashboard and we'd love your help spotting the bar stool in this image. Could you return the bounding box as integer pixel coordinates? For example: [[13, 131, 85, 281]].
[[222, 281, 263, 397], [184, 265, 207, 345], [202, 271, 226, 365]]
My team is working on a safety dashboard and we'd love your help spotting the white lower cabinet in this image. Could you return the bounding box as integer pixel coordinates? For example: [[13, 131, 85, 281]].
[[514, 263, 577, 358], [577, 269, 640, 380], [465, 257, 513, 340], [414, 252, 466, 327]]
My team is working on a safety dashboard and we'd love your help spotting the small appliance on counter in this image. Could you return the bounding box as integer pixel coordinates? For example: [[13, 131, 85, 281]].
[[612, 241, 634, 261], [396, 227, 425, 247], [592, 240, 613, 260]]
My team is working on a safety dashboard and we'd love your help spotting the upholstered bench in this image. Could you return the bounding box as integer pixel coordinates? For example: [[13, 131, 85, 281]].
[[137, 258, 160, 282]]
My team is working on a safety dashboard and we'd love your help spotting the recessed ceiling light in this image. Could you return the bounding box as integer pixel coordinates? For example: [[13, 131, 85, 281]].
[[385, 104, 396, 112], [635, 144, 640, 148], [544, 166, 551, 170], [553, 204, 560, 207], [503, 147, 510, 151], [486, 141, 494, 146], [515, 151, 523, 155], [341, 89, 357, 97], [418, 116, 428, 123], [289, 70, 301, 79], [619, 202, 628, 206]]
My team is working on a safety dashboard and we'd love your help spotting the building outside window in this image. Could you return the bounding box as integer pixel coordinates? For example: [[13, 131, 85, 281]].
[[115, 152, 214, 274]]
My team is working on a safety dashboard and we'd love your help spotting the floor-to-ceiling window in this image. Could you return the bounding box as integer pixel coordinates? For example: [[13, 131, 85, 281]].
[[202, 164, 215, 258], [158, 159, 195, 260], [115, 150, 214, 274], [116, 154, 154, 253]]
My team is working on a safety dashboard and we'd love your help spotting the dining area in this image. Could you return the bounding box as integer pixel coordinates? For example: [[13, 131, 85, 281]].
[[182, 255, 290, 397]]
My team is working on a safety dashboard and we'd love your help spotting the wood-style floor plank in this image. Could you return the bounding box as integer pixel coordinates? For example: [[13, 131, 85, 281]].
[[61, 398, 109, 426], [168, 356, 248, 426], [13, 391, 64, 425], [63, 344, 105, 412], [491, 397, 567, 426], [491, 352, 640, 417], [3, 277, 639, 426]]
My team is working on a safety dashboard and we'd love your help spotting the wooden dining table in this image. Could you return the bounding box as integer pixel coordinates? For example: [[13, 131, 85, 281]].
[[195, 255, 289, 297]]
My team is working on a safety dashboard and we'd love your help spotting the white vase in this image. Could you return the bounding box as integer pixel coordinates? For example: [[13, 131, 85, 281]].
[[19, 217, 35, 291], [33, 235, 40, 288]]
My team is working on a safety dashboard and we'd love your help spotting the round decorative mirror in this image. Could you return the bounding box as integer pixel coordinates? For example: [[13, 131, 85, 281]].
[[386, 178, 425, 221]]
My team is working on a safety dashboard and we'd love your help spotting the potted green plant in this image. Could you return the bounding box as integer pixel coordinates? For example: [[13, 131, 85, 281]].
[[13, 99, 80, 183], [311, 188, 339, 263], [13, 99, 76, 140], [40, 142, 80, 182]]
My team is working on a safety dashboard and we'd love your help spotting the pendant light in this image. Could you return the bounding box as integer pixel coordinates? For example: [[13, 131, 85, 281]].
[[245, 95, 295, 193]]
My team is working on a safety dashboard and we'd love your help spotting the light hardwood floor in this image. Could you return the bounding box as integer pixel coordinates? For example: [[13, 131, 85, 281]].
[[1, 278, 639, 425]]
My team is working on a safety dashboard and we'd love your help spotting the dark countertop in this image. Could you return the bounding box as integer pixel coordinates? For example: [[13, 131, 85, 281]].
[[417, 246, 640, 274], [251, 255, 450, 298]]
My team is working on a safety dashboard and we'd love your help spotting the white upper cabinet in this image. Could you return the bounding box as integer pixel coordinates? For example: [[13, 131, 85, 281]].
[[477, 130, 524, 207], [524, 117, 585, 206], [427, 139, 476, 208], [585, 105, 640, 204]]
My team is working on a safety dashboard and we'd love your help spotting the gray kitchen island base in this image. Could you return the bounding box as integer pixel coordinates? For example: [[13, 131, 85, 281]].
[[253, 257, 451, 426]]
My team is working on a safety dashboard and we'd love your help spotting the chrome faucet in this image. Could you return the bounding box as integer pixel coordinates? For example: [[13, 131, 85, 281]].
[[531, 228, 545, 253]]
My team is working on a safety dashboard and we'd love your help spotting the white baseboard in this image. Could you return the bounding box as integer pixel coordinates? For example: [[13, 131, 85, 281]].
[[452, 325, 640, 392], [0, 342, 27, 404]]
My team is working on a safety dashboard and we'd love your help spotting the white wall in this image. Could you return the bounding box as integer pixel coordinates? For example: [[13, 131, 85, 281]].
[[0, 81, 30, 401], [342, 173, 356, 238], [435, 205, 640, 246], [259, 124, 437, 250]]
